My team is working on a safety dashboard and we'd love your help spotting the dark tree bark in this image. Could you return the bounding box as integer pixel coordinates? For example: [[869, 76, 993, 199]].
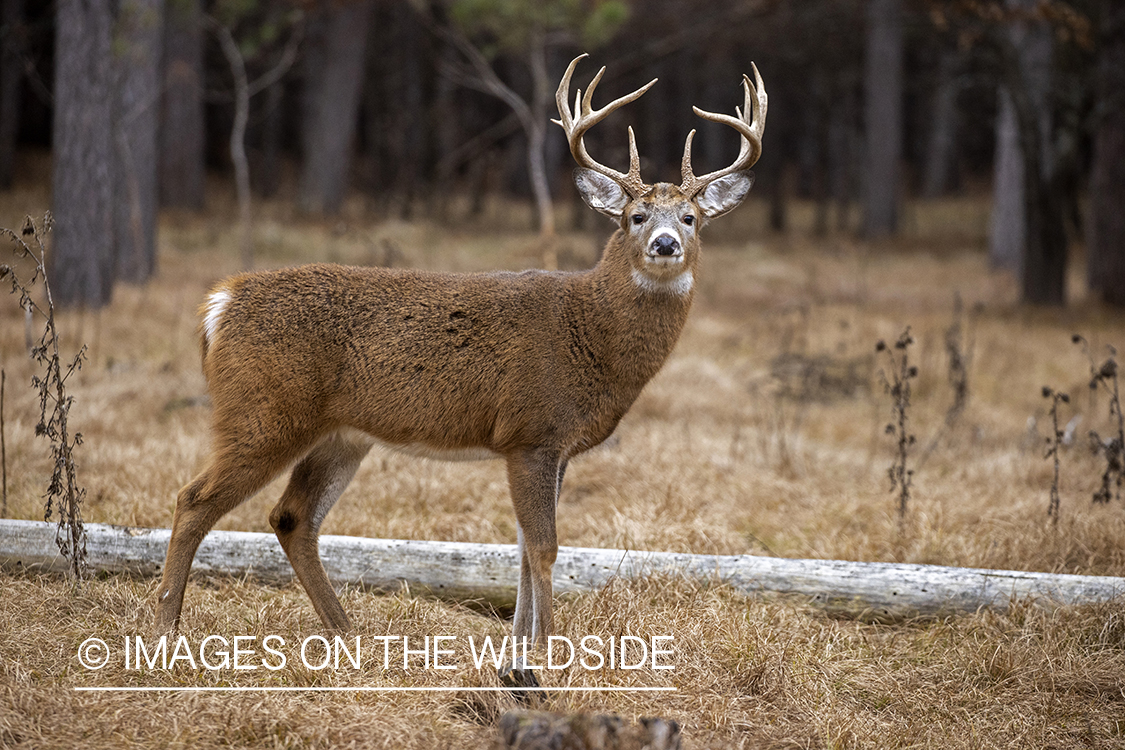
[[987, 0, 1065, 304], [988, 0, 1053, 279], [701, 48, 737, 184], [766, 153, 787, 233], [159, 0, 204, 210], [862, 0, 903, 238], [1002, 40, 1065, 305], [256, 79, 284, 198], [524, 27, 555, 240], [641, 56, 671, 183], [807, 67, 830, 235], [0, 0, 24, 189], [298, 0, 373, 215], [51, 0, 114, 308], [829, 74, 860, 233], [391, 6, 425, 218], [113, 0, 163, 284], [754, 55, 789, 233], [922, 48, 961, 198], [1087, 0, 1125, 306], [431, 37, 459, 220], [361, 1, 393, 198]]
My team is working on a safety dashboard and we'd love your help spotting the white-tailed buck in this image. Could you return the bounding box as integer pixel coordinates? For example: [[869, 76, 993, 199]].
[[156, 55, 766, 660]]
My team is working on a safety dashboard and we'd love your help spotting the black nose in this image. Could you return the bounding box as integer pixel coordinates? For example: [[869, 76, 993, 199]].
[[653, 235, 680, 256]]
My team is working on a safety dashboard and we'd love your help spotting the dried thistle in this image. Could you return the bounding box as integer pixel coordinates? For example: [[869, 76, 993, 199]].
[[878, 328, 918, 526], [1042, 385, 1070, 523], [1, 213, 88, 576], [943, 293, 979, 427], [918, 293, 981, 469], [1073, 334, 1123, 505]]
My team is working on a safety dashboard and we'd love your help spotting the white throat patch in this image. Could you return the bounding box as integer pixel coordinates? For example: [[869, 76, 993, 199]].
[[202, 289, 231, 347], [631, 268, 694, 296]]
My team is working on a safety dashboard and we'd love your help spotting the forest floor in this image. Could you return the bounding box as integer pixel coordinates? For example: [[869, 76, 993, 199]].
[[1, 168, 1124, 748]]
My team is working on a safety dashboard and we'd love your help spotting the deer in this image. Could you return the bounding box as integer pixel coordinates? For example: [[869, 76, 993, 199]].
[[154, 54, 766, 679]]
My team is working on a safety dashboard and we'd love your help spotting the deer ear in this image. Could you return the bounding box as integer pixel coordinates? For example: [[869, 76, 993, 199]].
[[574, 168, 629, 219], [697, 171, 754, 219]]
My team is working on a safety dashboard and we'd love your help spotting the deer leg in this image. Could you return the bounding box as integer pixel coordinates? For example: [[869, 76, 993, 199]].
[[556, 459, 569, 505], [513, 459, 567, 639], [513, 526, 534, 639], [269, 430, 373, 633], [507, 450, 563, 645], [155, 431, 313, 633], [501, 450, 562, 694]]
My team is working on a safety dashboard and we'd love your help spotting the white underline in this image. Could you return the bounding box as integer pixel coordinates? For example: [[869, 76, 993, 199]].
[[74, 686, 677, 693]]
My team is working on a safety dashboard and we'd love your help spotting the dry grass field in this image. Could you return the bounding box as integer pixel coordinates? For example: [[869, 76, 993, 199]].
[[1, 159, 1124, 748]]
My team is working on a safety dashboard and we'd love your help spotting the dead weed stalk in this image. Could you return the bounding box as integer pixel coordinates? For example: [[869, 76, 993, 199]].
[[1072, 335, 1122, 505], [1, 213, 88, 576], [877, 328, 918, 528], [919, 293, 979, 469], [1041, 385, 1070, 523]]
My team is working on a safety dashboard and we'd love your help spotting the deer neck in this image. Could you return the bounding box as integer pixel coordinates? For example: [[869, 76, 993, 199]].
[[582, 229, 695, 385]]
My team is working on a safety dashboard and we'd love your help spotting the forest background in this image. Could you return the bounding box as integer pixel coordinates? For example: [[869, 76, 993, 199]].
[[2, 0, 1123, 305]]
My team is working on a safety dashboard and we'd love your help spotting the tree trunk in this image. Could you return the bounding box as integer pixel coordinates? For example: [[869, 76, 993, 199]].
[[388, 3, 425, 218], [526, 30, 555, 265], [1010, 89, 1065, 305], [768, 159, 787, 232], [361, 2, 390, 197], [0, 0, 24, 189], [1003, 6, 1062, 305], [1087, 0, 1125, 306], [112, 0, 163, 284], [808, 68, 830, 235], [989, 0, 1056, 293], [830, 76, 859, 233], [432, 37, 460, 220], [922, 48, 961, 198], [159, 0, 204, 210], [210, 21, 253, 270], [641, 56, 670, 183], [757, 57, 788, 233], [256, 79, 284, 198], [702, 50, 735, 184], [298, 0, 373, 215], [51, 0, 115, 308], [862, 0, 903, 238], [989, 91, 1025, 274]]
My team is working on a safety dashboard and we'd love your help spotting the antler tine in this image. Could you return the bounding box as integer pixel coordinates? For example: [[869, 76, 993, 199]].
[[553, 55, 657, 198], [680, 62, 768, 198], [554, 54, 584, 130], [627, 126, 640, 177], [581, 66, 607, 116]]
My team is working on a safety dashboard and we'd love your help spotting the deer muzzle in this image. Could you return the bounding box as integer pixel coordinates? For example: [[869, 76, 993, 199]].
[[649, 234, 682, 259]]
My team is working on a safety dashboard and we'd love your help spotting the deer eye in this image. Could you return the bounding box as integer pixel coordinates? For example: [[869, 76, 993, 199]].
[[682, 215, 695, 226], [631, 214, 646, 225]]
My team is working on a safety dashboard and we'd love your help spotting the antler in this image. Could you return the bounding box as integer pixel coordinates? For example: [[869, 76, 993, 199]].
[[553, 54, 658, 199], [679, 63, 768, 198]]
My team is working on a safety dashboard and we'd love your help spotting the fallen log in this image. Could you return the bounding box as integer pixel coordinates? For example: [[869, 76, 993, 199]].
[[1, 519, 1122, 618]]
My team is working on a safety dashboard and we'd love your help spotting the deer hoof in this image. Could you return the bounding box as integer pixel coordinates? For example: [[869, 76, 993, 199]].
[[499, 657, 541, 704]]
